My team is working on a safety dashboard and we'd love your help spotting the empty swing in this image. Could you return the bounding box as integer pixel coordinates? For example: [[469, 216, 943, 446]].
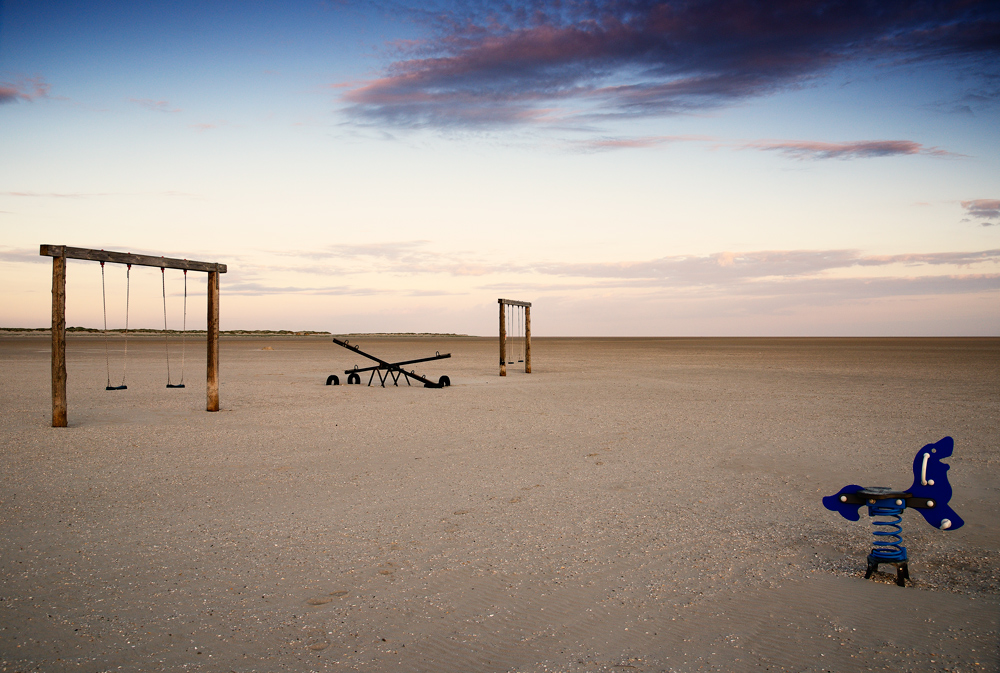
[[497, 298, 532, 377], [517, 306, 524, 363], [101, 261, 130, 391], [161, 266, 187, 388], [41, 244, 228, 426], [507, 307, 515, 364]]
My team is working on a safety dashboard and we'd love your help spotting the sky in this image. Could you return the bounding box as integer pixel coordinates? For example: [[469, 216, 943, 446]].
[[1, 0, 998, 336]]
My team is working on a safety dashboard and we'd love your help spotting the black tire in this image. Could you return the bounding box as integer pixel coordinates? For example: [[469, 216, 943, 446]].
[[326, 375, 340, 386], [438, 375, 451, 387], [347, 373, 361, 385]]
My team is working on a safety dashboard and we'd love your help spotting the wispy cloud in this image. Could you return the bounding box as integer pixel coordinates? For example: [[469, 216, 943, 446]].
[[1, 190, 199, 200], [572, 135, 957, 160], [274, 241, 499, 277], [727, 274, 1000, 300], [925, 81, 1000, 116], [741, 139, 957, 160], [0, 247, 47, 264], [341, 1, 1000, 129], [529, 249, 1000, 285], [0, 191, 115, 198], [0, 76, 50, 104], [129, 97, 181, 113], [234, 244, 1000, 306], [857, 250, 1000, 266], [273, 245, 1000, 285], [224, 281, 389, 297], [189, 121, 235, 132], [575, 134, 713, 151], [291, 241, 431, 261], [962, 199, 1000, 226], [480, 273, 1000, 302]]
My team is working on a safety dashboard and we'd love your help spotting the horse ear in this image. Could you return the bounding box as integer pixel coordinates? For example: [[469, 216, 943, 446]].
[[930, 436, 954, 457], [822, 485, 864, 521]]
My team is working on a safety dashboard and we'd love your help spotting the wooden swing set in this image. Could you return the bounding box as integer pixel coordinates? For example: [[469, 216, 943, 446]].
[[40, 245, 227, 427], [498, 298, 531, 376]]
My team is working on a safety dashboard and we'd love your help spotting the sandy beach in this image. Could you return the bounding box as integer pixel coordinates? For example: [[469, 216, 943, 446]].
[[1, 334, 997, 672]]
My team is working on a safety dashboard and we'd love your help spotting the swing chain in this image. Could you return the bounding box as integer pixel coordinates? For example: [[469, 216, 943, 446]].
[[162, 266, 172, 386], [181, 269, 187, 385], [120, 264, 130, 388], [101, 261, 110, 388], [101, 260, 130, 390], [162, 265, 188, 388], [519, 305, 525, 363]]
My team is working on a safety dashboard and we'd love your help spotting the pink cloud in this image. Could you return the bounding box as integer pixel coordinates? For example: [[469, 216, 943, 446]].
[[577, 135, 715, 151], [0, 76, 51, 104], [189, 121, 235, 132], [338, 1, 999, 129], [129, 98, 181, 113], [961, 199, 1000, 225], [571, 135, 954, 160], [742, 139, 957, 160], [532, 249, 1000, 283], [0, 191, 112, 198], [857, 250, 1000, 267]]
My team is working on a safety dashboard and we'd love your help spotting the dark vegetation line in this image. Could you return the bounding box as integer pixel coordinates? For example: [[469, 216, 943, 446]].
[[0, 327, 469, 336]]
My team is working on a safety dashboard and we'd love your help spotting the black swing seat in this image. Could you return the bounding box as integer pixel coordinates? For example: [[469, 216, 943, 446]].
[[105, 384, 127, 391], [166, 383, 186, 388]]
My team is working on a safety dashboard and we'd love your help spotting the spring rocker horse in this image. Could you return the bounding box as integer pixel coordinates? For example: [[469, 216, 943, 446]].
[[822, 436, 964, 587]]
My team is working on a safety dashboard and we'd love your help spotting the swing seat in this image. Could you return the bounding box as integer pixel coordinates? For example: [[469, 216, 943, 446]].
[[105, 384, 127, 391], [166, 383, 186, 388]]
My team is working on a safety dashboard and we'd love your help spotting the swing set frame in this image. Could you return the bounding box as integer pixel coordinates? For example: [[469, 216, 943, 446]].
[[498, 298, 531, 376], [40, 245, 228, 427]]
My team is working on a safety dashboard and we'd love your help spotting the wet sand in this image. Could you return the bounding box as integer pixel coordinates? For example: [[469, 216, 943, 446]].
[[1, 334, 997, 672]]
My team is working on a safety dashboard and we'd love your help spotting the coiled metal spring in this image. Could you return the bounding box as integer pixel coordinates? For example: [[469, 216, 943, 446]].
[[868, 500, 907, 562]]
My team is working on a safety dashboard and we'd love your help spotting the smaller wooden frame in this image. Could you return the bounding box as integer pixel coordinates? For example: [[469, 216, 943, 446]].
[[39, 245, 228, 427], [498, 298, 531, 376]]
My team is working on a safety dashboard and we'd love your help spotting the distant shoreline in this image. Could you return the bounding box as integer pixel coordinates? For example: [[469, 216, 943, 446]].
[[1, 328, 994, 339], [0, 327, 470, 337]]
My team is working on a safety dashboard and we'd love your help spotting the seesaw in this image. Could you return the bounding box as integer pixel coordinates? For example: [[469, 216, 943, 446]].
[[823, 436, 964, 586], [325, 338, 452, 388]]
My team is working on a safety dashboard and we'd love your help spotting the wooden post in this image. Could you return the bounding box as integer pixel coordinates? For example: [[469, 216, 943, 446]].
[[499, 300, 507, 376], [51, 252, 67, 427], [524, 305, 531, 374], [207, 269, 220, 411]]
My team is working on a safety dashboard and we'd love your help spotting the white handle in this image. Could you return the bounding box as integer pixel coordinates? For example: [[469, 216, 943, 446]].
[[921, 452, 930, 486]]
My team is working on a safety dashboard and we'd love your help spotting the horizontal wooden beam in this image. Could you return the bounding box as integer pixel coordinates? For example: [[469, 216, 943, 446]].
[[40, 245, 227, 274], [498, 298, 531, 308]]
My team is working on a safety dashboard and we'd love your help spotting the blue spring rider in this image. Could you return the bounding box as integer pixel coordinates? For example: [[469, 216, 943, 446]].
[[822, 436, 963, 587]]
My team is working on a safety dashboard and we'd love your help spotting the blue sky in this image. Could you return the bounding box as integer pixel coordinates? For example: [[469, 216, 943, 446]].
[[2, 0, 998, 335]]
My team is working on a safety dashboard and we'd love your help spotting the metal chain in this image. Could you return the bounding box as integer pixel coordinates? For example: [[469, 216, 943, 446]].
[[507, 305, 513, 364], [119, 264, 130, 388], [162, 267, 172, 385], [101, 261, 110, 388], [519, 306, 524, 363], [180, 270, 187, 385]]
